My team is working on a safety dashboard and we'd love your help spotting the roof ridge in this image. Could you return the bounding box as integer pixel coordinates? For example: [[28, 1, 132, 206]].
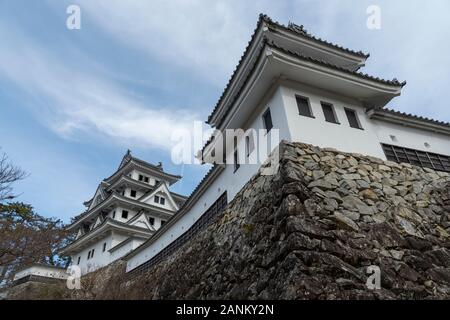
[[259, 13, 370, 58]]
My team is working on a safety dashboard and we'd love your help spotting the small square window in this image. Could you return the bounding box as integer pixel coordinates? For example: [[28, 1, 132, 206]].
[[112, 211, 116, 219], [130, 190, 137, 198], [345, 108, 363, 129], [154, 196, 160, 204], [160, 197, 165, 205], [144, 177, 149, 183], [321, 102, 339, 124], [262, 109, 273, 132], [161, 220, 166, 226], [296, 96, 314, 118], [138, 175, 144, 181], [121, 210, 129, 219], [149, 217, 155, 225]]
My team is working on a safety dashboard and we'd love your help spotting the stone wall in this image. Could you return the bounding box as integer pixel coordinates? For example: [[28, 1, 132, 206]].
[[6, 141, 450, 299], [106, 141, 450, 299]]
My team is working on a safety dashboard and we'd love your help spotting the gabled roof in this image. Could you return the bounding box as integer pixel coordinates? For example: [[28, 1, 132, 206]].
[[103, 156, 181, 186], [138, 181, 180, 211], [126, 210, 156, 231]]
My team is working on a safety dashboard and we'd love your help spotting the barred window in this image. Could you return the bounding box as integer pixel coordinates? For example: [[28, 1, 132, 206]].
[[296, 95, 314, 118], [345, 108, 363, 129], [381, 144, 450, 172], [321, 102, 339, 124]]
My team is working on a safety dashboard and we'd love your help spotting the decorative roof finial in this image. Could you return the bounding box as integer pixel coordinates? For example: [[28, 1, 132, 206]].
[[157, 162, 163, 169]]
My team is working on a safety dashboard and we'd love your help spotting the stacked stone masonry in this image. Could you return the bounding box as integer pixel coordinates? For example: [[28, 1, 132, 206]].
[[6, 141, 450, 299], [114, 141, 450, 299]]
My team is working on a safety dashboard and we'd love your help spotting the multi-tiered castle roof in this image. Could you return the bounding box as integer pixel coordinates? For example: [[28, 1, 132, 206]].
[[60, 151, 186, 260]]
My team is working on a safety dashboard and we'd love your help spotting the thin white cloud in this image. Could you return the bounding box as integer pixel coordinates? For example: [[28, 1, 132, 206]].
[[78, 0, 284, 86], [0, 22, 200, 152]]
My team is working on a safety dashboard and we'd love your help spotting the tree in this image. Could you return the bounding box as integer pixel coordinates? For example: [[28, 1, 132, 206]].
[[0, 150, 27, 202], [0, 202, 73, 284]]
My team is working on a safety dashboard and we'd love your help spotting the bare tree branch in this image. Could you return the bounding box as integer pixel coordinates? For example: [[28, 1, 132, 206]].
[[0, 149, 27, 202]]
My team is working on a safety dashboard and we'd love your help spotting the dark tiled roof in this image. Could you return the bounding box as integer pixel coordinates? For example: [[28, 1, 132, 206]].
[[104, 150, 181, 184], [207, 14, 265, 125], [267, 40, 406, 87], [207, 14, 404, 127], [207, 13, 370, 125], [205, 35, 405, 136], [117, 155, 181, 180], [261, 14, 369, 58], [372, 107, 450, 129]]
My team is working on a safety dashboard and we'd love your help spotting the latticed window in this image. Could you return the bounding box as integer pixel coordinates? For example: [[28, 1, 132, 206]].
[[381, 144, 450, 172]]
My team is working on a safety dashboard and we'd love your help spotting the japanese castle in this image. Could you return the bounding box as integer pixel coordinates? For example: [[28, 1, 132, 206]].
[[15, 14, 450, 281], [59, 150, 187, 274]]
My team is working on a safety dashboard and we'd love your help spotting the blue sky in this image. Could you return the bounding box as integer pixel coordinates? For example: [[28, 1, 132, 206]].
[[1, 0, 449, 222]]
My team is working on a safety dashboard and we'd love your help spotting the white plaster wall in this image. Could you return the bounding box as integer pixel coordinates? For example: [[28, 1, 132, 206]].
[[142, 192, 175, 211], [126, 87, 290, 271], [110, 238, 146, 262], [71, 234, 113, 275], [280, 82, 450, 160], [280, 83, 387, 159], [70, 232, 139, 275], [14, 266, 68, 281], [371, 120, 450, 156]]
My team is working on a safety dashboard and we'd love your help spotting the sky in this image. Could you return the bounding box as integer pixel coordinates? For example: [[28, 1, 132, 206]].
[[0, 0, 449, 223]]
